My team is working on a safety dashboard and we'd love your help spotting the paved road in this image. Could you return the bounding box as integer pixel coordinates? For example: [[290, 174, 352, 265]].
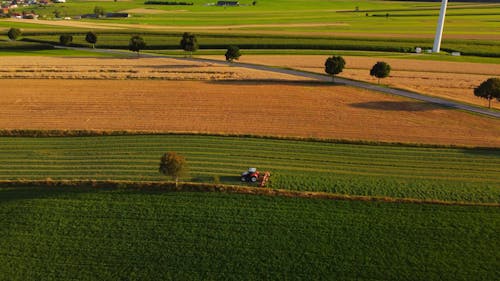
[[57, 46, 500, 118]]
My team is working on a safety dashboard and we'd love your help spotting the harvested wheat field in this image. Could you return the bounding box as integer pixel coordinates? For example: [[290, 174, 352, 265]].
[[216, 55, 500, 109], [0, 56, 311, 81], [1, 79, 499, 147]]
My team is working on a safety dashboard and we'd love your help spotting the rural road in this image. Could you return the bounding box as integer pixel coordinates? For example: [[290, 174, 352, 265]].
[[57, 46, 500, 119]]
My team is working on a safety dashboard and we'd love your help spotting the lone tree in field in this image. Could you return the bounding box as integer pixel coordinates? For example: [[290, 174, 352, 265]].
[[474, 78, 500, 109], [85, 31, 97, 48], [180, 32, 198, 57], [370, 61, 391, 84], [129, 35, 146, 56], [324, 55, 345, 82], [225, 45, 241, 62], [7, 28, 22, 41], [59, 34, 73, 46], [159, 152, 187, 187]]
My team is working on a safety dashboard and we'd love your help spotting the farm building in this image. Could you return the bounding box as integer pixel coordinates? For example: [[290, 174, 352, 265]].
[[217, 1, 239, 6]]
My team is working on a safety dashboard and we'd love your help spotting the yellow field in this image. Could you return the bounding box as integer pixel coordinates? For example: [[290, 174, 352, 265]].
[[1, 79, 499, 147], [213, 55, 500, 109], [0, 56, 311, 81]]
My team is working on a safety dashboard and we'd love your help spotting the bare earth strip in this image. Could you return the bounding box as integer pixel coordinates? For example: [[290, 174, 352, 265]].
[[216, 55, 500, 109], [1, 79, 498, 147]]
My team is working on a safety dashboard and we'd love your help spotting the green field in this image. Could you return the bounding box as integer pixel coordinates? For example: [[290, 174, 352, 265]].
[[4, 0, 499, 36], [2, 0, 499, 57], [0, 187, 498, 280], [1, 135, 498, 203]]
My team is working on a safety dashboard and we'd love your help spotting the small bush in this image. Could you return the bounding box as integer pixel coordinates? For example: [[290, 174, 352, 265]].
[[7, 28, 22, 41], [59, 34, 73, 46]]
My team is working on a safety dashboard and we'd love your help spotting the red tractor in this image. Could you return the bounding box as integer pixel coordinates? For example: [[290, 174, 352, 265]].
[[241, 168, 271, 187]]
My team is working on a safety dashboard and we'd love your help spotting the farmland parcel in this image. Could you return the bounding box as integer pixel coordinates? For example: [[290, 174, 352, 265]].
[[0, 188, 498, 281], [0, 0, 499, 279]]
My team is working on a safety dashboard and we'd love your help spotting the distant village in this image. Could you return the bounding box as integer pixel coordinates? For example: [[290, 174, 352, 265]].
[[0, 0, 247, 20], [1, 0, 67, 19]]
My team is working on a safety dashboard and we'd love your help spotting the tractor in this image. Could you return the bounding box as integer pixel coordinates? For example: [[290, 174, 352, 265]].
[[241, 168, 271, 187]]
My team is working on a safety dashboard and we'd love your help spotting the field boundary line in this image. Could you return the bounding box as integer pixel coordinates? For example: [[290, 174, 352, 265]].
[[1, 129, 499, 150], [1, 180, 498, 207]]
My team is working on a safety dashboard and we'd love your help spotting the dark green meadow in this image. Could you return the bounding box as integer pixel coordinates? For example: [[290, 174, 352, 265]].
[[0, 187, 498, 281], [0, 135, 499, 203]]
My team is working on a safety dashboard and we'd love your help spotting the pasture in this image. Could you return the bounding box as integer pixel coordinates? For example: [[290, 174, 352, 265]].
[[0, 135, 499, 203], [0, 187, 498, 280]]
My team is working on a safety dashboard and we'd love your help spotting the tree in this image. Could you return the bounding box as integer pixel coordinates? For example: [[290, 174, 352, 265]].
[[474, 78, 500, 109], [7, 28, 22, 41], [324, 56, 345, 82], [180, 32, 198, 57], [370, 61, 391, 84], [159, 152, 187, 187], [225, 45, 241, 62], [59, 34, 73, 46], [129, 35, 146, 56], [85, 31, 97, 48], [94, 6, 105, 18]]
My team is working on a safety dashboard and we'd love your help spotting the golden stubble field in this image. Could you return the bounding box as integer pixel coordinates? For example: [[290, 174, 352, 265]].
[[213, 55, 500, 110], [0, 56, 312, 81], [1, 79, 499, 147]]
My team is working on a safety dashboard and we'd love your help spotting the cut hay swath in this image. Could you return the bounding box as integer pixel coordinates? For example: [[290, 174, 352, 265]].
[[0, 135, 498, 203]]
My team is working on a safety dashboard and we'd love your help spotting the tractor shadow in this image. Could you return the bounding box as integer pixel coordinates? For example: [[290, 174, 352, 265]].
[[190, 175, 242, 185], [349, 101, 449, 111]]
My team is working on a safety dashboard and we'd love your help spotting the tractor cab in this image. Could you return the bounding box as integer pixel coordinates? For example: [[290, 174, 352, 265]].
[[241, 167, 259, 183]]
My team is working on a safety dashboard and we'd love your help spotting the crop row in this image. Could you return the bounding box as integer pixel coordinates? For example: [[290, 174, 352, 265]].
[[0, 135, 498, 203], [0, 187, 498, 280]]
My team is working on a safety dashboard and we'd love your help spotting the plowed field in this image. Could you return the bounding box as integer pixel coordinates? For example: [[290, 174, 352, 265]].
[[1, 79, 499, 147], [218, 55, 500, 109]]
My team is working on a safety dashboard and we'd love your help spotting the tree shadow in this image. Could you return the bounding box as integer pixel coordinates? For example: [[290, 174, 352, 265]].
[[460, 147, 500, 158], [191, 175, 243, 185], [0, 185, 94, 205], [349, 101, 447, 111]]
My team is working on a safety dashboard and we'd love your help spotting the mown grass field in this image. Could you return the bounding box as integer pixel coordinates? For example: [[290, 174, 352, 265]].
[[0, 187, 498, 281], [1, 135, 498, 203]]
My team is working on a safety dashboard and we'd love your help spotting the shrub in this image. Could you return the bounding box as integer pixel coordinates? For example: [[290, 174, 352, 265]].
[[370, 61, 391, 84], [59, 34, 73, 46], [474, 78, 500, 109], [7, 28, 22, 41], [324, 55, 345, 82], [225, 45, 241, 62]]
